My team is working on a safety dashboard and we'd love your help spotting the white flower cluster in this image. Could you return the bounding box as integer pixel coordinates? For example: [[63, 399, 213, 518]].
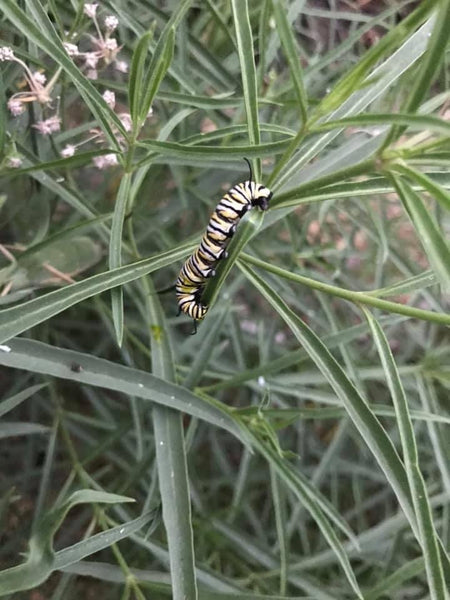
[[0, 46, 15, 61], [64, 3, 124, 79], [3, 5, 152, 170], [33, 116, 61, 135], [83, 3, 98, 18]]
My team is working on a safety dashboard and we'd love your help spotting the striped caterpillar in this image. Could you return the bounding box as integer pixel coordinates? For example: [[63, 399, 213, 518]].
[[176, 160, 272, 333]]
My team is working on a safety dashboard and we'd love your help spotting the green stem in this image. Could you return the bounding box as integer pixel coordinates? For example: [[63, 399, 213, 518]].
[[271, 158, 376, 206], [240, 253, 450, 325], [266, 125, 307, 188]]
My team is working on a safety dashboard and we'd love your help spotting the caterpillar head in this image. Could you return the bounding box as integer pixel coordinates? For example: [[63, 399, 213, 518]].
[[252, 184, 272, 211]]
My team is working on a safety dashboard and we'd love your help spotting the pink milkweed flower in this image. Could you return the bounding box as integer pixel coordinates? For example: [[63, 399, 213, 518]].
[[0, 46, 15, 61], [104, 15, 119, 31], [33, 71, 47, 86], [84, 3, 98, 18], [33, 115, 61, 135], [63, 42, 79, 57], [93, 153, 118, 169], [84, 52, 99, 69], [118, 113, 132, 132], [3, 45, 62, 114], [8, 98, 26, 116], [7, 157, 23, 168], [60, 145, 76, 158], [114, 60, 128, 73], [102, 90, 116, 108]]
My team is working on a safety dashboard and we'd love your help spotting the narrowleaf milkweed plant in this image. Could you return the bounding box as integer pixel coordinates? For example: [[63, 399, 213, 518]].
[[0, 1, 449, 599]]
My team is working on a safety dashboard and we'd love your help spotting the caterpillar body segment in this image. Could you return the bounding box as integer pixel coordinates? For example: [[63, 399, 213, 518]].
[[176, 172, 272, 332]]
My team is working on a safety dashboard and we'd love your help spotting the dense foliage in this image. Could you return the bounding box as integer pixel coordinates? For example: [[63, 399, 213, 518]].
[[0, 1, 449, 598]]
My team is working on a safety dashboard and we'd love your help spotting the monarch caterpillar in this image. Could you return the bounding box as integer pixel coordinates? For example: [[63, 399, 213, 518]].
[[176, 159, 272, 333]]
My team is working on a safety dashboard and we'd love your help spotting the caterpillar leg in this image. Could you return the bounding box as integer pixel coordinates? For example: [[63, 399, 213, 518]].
[[190, 320, 198, 335], [176, 306, 182, 317], [227, 224, 237, 237]]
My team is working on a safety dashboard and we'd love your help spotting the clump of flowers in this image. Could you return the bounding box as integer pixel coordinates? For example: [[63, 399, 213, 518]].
[[92, 153, 119, 170], [2, 3, 154, 171], [0, 45, 60, 127], [60, 4, 135, 166], [6, 156, 23, 169], [64, 3, 125, 81], [52, 86, 138, 165], [33, 115, 61, 135]]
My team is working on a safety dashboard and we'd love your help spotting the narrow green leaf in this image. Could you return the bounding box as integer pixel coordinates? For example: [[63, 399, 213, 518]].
[[389, 173, 450, 290], [366, 270, 437, 299], [158, 108, 196, 141], [271, 0, 308, 124], [138, 138, 289, 162], [183, 305, 229, 389], [272, 17, 436, 193], [109, 173, 132, 347], [250, 433, 363, 599], [237, 405, 450, 425], [54, 510, 159, 570], [231, 0, 261, 180], [182, 124, 294, 145], [152, 406, 198, 600], [269, 467, 288, 596], [144, 271, 198, 596], [5, 150, 119, 174], [0, 383, 47, 417], [60, 489, 135, 508], [0, 422, 49, 438], [23, 0, 66, 46], [129, 29, 155, 122], [364, 309, 446, 600], [157, 90, 279, 109], [311, 113, 450, 137], [257, 0, 271, 92], [382, 0, 450, 147], [237, 262, 417, 534], [239, 263, 450, 580], [240, 253, 450, 325], [138, 0, 192, 125], [392, 163, 450, 212], [271, 158, 375, 208], [0, 338, 251, 446], [312, 1, 437, 118], [0, 489, 134, 595], [140, 27, 175, 124], [0, 243, 194, 344], [365, 557, 425, 600]]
